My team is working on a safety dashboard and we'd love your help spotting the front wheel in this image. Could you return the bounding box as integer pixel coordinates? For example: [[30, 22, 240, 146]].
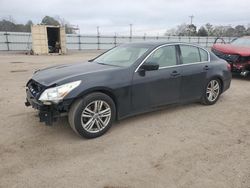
[[68, 92, 116, 138], [201, 79, 222, 105]]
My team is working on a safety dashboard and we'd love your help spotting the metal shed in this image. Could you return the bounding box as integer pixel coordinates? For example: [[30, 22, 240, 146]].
[[31, 25, 66, 55]]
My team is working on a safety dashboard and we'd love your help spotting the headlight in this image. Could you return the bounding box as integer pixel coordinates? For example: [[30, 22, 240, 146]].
[[39, 80, 81, 103]]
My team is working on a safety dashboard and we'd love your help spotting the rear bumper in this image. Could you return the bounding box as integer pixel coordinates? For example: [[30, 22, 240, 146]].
[[223, 78, 231, 93], [222, 70, 232, 93], [25, 89, 72, 125]]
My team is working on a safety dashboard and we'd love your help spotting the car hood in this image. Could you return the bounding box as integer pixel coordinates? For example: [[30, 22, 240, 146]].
[[212, 44, 250, 56], [32, 62, 120, 86]]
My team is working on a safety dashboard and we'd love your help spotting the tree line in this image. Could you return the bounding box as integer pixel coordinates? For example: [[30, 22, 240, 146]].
[[165, 23, 250, 37], [0, 16, 75, 34], [1, 16, 250, 37]]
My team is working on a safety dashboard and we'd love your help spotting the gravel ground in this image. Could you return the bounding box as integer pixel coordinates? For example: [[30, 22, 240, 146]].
[[0, 51, 250, 188]]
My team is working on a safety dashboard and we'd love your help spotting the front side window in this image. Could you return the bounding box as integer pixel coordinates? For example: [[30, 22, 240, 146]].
[[94, 45, 150, 67], [145, 45, 177, 68], [180, 45, 200, 64]]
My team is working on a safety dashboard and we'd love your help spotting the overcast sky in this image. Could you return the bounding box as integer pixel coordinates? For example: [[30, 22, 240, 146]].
[[0, 0, 250, 35]]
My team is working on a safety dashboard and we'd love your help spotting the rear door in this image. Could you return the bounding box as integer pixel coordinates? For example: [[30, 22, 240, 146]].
[[178, 45, 210, 102]]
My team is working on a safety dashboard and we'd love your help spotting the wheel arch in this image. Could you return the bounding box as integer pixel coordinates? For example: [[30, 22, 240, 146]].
[[207, 75, 224, 92], [217, 77, 224, 91], [72, 87, 118, 119]]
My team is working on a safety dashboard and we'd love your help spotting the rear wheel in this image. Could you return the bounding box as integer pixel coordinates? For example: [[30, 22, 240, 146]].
[[68, 92, 116, 138], [201, 79, 221, 105]]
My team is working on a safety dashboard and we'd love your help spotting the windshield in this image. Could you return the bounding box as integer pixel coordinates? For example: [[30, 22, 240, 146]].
[[93, 45, 150, 67], [231, 38, 250, 47]]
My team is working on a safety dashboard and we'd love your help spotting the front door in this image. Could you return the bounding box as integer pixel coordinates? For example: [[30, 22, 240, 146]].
[[131, 45, 182, 112]]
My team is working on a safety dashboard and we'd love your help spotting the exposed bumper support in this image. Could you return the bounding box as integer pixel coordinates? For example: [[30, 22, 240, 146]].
[[39, 109, 58, 126], [25, 97, 59, 125], [240, 70, 250, 77], [25, 89, 71, 126]]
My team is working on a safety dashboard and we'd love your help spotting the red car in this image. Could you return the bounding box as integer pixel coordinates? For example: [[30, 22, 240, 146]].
[[212, 37, 250, 76]]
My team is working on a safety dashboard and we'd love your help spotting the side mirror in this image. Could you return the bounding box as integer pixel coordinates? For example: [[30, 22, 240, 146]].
[[140, 62, 159, 71]]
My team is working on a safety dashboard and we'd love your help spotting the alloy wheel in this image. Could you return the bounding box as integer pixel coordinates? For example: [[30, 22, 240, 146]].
[[81, 100, 111, 133], [206, 80, 220, 102]]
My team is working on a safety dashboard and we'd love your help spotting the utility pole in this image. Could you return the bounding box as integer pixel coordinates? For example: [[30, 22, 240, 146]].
[[188, 15, 194, 36], [77, 25, 80, 35], [97, 26, 100, 36], [97, 26, 100, 50], [129, 24, 133, 42], [189, 15, 194, 25], [77, 25, 81, 50], [114, 32, 117, 47]]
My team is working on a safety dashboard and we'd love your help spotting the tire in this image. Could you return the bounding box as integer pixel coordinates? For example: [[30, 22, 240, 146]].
[[201, 78, 222, 105], [68, 92, 116, 139]]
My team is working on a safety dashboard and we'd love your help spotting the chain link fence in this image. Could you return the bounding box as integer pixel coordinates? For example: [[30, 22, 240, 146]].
[[0, 31, 233, 51]]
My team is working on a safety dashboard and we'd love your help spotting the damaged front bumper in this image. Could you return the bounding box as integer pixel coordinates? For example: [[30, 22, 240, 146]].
[[231, 62, 250, 76], [212, 48, 250, 76], [25, 88, 71, 125]]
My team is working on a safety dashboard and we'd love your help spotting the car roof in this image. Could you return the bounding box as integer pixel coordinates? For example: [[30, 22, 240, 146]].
[[121, 41, 204, 48]]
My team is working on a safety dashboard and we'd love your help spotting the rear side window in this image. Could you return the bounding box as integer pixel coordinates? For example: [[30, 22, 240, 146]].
[[180, 45, 200, 64], [199, 48, 209, 62]]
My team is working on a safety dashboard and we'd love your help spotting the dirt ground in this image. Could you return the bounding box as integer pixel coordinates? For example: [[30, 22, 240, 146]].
[[0, 51, 250, 188]]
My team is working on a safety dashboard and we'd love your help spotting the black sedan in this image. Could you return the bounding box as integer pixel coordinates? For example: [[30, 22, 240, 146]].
[[25, 42, 231, 138]]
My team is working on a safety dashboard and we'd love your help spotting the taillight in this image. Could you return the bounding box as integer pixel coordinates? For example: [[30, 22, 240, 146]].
[[227, 63, 231, 71]]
